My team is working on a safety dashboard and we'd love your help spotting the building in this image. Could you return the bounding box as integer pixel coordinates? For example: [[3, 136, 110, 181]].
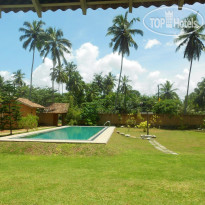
[[17, 98, 45, 117], [38, 103, 69, 126]]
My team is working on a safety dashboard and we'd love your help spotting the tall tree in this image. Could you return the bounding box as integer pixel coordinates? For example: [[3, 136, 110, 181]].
[[160, 81, 178, 100], [175, 14, 205, 113], [51, 64, 68, 94], [41, 27, 72, 102], [65, 62, 85, 104], [92, 73, 104, 96], [0, 82, 21, 134], [106, 11, 143, 108], [193, 77, 205, 111], [13, 69, 25, 87], [19, 20, 45, 99], [103, 72, 116, 95], [0, 75, 4, 87], [120, 75, 132, 111]]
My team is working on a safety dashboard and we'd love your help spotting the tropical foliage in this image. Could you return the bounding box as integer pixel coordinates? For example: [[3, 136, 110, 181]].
[[19, 20, 45, 99], [106, 11, 143, 108], [175, 14, 205, 113]]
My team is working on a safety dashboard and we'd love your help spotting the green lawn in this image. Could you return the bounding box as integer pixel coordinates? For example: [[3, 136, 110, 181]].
[[0, 128, 205, 205]]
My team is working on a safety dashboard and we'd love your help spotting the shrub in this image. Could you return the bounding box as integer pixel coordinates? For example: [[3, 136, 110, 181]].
[[81, 102, 100, 125], [66, 107, 81, 125], [137, 121, 150, 132], [153, 99, 182, 115], [126, 113, 136, 128], [18, 114, 39, 132]]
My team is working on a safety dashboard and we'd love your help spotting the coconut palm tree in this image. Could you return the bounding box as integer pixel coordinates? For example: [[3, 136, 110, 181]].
[[13, 69, 25, 87], [160, 81, 178, 100], [19, 20, 45, 99], [103, 72, 116, 95], [175, 14, 205, 113], [106, 11, 143, 108], [40, 27, 72, 101], [51, 65, 68, 94], [120, 75, 132, 110]]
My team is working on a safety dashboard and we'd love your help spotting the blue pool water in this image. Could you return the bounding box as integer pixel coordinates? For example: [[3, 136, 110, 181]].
[[19, 126, 106, 141]]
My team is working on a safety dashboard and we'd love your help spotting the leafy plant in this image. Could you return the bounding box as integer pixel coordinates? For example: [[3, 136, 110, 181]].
[[137, 121, 150, 132], [18, 114, 39, 132], [66, 107, 81, 125], [0, 82, 21, 134], [126, 113, 136, 128], [81, 101, 100, 126]]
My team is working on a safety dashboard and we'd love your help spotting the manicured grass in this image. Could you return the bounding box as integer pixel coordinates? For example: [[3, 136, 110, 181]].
[[0, 126, 55, 137], [0, 128, 205, 204]]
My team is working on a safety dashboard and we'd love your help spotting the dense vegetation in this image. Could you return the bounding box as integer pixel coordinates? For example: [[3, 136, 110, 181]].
[[0, 13, 205, 127]]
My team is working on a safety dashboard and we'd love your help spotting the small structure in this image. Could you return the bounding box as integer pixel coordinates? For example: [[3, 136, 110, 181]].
[[38, 103, 69, 126], [17, 98, 44, 117]]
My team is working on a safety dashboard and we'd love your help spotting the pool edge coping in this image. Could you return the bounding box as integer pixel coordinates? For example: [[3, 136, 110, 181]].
[[0, 126, 115, 144]]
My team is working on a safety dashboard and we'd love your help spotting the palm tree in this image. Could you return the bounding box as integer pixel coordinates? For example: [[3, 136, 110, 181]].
[[103, 72, 116, 95], [160, 81, 178, 100], [106, 11, 143, 108], [64, 62, 85, 104], [175, 14, 205, 113], [19, 20, 45, 99], [0, 75, 4, 88], [120, 75, 132, 110], [51, 65, 68, 94], [40, 27, 72, 102], [92, 73, 104, 95], [13, 69, 25, 87]]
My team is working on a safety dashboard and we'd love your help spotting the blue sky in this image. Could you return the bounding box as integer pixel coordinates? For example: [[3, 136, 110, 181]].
[[0, 3, 205, 98]]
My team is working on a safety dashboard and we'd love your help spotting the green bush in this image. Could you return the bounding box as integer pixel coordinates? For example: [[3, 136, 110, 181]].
[[81, 102, 100, 125], [153, 99, 182, 115], [66, 107, 81, 125], [137, 121, 150, 132], [126, 113, 136, 128], [18, 114, 39, 132]]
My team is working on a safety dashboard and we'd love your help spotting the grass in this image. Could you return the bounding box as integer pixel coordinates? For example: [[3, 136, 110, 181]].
[[0, 126, 55, 137], [0, 128, 205, 204]]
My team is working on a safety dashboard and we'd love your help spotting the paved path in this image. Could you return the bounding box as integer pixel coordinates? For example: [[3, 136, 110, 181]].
[[149, 139, 178, 155]]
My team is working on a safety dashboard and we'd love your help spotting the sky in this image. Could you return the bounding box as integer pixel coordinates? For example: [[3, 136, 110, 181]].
[[0, 3, 205, 99]]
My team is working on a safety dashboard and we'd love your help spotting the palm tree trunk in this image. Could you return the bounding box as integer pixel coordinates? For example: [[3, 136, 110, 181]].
[[124, 87, 127, 111], [29, 47, 35, 100], [184, 58, 193, 114], [62, 83, 63, 94], [52, 63, 55, 103], [115, 53, 124, 109]]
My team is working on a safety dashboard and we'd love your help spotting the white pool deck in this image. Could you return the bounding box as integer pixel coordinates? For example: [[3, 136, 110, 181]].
[[0, 126, 115, 144]]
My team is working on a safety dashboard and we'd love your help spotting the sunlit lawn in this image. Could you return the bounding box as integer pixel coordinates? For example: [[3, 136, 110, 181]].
[[0, 128, 205, 205]]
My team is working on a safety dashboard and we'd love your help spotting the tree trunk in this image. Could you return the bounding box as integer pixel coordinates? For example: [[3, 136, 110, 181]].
[[52, 63, 55, 103], [29, 47, 35, 100], [124, 87, 127, 111], [184, 59, 193, 114], [9, 103, 12, 135], [115, 53, 124, 109], [62, 83, 63, 94]]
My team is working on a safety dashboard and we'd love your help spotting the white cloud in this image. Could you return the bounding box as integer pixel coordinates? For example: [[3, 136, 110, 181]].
[[32, 57, 53, 88], [145, 39, 161, 49], [0, 71, 12, 81], [2, 42, 205, 99], [148, 71, 160, 79], [75, 42, 146, 83]]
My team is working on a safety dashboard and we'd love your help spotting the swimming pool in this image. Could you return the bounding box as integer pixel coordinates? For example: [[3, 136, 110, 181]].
[[0, 126, 115, 144], [17, 126, 106, 141]]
